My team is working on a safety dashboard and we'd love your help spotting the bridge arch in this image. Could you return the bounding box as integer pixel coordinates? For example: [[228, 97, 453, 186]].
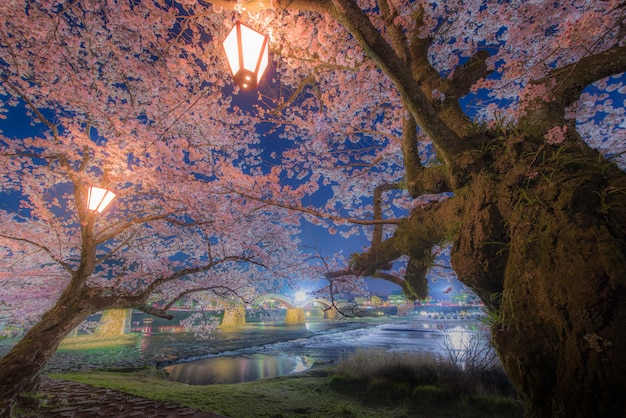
[[251, 294, 333, 310], [251, 293, 296, 309], [298, 298, 333, 309]]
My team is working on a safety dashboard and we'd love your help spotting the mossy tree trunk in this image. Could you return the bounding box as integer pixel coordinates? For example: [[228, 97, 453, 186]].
[[454, 139, 626, 417], [0, 289, 95, 414], [323, 4, 626, 416]]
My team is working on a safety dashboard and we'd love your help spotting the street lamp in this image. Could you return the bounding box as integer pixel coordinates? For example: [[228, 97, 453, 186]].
[[87, 186, 116, 213], [222, 21, 269, 90]]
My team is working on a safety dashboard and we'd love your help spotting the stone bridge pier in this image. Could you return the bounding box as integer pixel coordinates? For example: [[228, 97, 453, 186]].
[[220, 307, 246, 327], [284, 308, 305, 324], [323, 308, 337, 319], [95, 309, 132, 336]]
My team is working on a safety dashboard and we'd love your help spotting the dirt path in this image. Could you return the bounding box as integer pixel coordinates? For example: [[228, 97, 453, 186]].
[[14, 377, 227, 417]]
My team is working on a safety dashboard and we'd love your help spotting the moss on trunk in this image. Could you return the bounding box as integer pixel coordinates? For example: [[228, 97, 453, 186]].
[[0, 293, 94, 414], [450, 137, 626, 417]]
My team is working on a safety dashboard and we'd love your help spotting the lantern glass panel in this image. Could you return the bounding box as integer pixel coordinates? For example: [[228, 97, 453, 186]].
[[239, 24, 266, 73], [257, 42, 269, 83], [222, 27, 240, 76], [88, 186, 116, 213]]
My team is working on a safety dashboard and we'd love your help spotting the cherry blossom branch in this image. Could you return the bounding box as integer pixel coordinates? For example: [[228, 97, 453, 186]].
[[550, 45, 626, 109], [94, 228, 142, 265], [0, 233, 73, 274], [270, 74, 316, 117], [140, 255, 266, 299], [210, 0, 332, 14], [94, 213, 213, 245], [136, 305, 174, 320], [161, 285, 248, 311], [226, 188, 404, 225], [0, 75, 59, 136]]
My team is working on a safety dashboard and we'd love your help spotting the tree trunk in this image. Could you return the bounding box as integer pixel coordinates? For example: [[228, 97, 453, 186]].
[[495, 178, 626, 417], [0, 293, 93, 414], [452, 141, 626, 417]]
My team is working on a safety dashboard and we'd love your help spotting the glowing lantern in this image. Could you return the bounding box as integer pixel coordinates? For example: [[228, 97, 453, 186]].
[[222, 21, 269, 90], [87, 186, 116, 213]]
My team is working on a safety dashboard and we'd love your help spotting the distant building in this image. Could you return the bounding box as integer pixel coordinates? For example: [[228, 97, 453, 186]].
[[370, 295, 382, 306], [388, 290, 408, 305]]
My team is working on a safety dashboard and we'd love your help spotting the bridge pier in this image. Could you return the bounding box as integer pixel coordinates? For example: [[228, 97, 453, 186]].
[[285, 308, 305, 324], [323, 308, 337, 319], [95, 309, 132, 336], [221, 307, 246, 327]]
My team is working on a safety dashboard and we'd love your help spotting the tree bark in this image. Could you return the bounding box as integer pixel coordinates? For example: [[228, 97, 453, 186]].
[[0, 291, 94, 414], [493, 171, 626, 417], [450, 138, 626, 417]]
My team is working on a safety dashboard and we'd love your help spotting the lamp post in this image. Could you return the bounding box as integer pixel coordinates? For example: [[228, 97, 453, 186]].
[[87, 186, 116, 213], [222, 21, 269, 90]]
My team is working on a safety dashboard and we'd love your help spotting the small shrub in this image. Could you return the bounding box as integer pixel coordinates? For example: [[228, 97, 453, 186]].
[[411, 385, 454, 405], [463, 394, 523, 414], [332, 347, 517, 403], [336, 402, 358, 417], [366, 377, 412, 402]]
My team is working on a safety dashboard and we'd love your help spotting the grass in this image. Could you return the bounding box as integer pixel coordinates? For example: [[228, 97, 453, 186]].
[[49, 349, 523, 418], [58, 334, 138, 350]]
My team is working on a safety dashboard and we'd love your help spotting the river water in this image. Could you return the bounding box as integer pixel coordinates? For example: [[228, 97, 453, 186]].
[[0, 306, 487, 385]]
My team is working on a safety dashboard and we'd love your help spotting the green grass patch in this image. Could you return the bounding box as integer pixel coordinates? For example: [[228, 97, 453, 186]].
[[58, 334, 138, 350]]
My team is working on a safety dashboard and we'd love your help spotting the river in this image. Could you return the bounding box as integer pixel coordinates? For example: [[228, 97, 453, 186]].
[[0, 306, 487, 385]]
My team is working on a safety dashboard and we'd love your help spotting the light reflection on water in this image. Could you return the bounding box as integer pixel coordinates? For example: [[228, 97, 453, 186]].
[[165, 353, 313, 385], [163, 318, 484, 385]]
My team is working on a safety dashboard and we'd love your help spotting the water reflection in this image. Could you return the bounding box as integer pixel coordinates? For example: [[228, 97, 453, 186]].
[[165, 353, 313, 385]]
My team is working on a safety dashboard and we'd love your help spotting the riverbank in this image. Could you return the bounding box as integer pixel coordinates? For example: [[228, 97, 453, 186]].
[[5, 316, 515, 416], [35, 354, 522, 418]]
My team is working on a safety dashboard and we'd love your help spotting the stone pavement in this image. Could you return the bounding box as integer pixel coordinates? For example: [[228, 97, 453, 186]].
[[14, 377, 227, 417]]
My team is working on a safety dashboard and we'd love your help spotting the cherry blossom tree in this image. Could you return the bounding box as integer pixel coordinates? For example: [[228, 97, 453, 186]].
[[215, 1, 626, 416], [0, 0, 316, 411], [1, 0, 626, 416]]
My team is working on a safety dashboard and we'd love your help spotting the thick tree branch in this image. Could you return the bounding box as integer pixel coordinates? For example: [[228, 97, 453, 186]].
[[402, 112, 423, 195], [401, 113, 454, 197], [448, 50, 492, 98], [408, 11, 491, 137], [378, 0, 411, 63], [372, 182, 402, 247], [327, 198, 459, 298], [523, 45, 626, 135], [552, 44, 626, 108], [136, 305, 174, 320], [372, 271, 406, 287], [228, 188, 404, 225], [329, 0, 469, 166]]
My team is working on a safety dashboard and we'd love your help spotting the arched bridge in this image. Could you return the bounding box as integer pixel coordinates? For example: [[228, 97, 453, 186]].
[[250, 293, 333, 309]]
